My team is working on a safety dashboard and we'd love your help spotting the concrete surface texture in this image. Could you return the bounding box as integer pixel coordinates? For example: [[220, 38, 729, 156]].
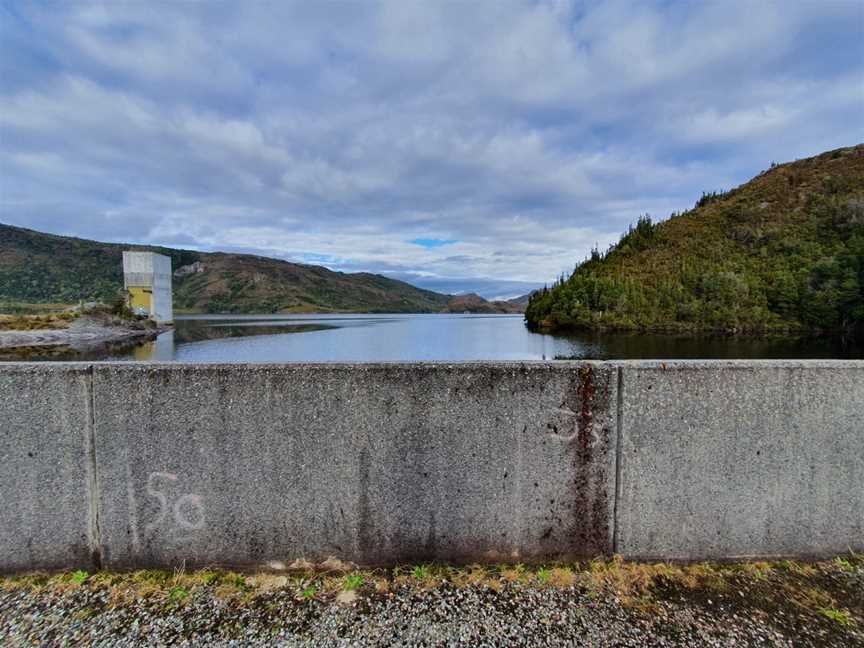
[[0, 364, 95, 571], [0, 361, 861, 572], [93, 363, 617, 569], [615, 361, 864, 560]]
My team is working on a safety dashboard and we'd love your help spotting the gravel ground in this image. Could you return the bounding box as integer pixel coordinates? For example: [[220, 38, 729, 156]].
[[1, 560, 861, 647]]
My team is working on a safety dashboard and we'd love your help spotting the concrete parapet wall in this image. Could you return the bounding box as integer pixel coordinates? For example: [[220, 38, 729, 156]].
[[0, 361, 861, 572], [0, 365, 95, 571], [93, 363, 617, 569], [616, 361, 864, 560]]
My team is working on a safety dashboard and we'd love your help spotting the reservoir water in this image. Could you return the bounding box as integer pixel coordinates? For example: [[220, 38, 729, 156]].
[[84, 313, 861, 362]]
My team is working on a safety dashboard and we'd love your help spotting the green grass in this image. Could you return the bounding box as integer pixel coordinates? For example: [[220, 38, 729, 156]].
[[168, 585, 189, 601], [70, 570, 89, 585], [343, 574, 364, 591], [820, 608, 854, 625], [411, 565, 431, 580]]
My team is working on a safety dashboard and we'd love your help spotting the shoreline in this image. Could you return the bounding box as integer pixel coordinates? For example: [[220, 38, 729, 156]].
[[526, 320, 859, 339], [0, 319, 170, 351]]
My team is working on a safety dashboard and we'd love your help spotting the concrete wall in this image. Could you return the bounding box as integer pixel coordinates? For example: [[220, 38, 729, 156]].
[[0, 361, 861, 572], [616, 361, 864, 561], [0, 365, 95, 571]]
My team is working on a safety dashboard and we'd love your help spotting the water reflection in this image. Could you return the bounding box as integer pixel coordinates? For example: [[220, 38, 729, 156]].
[[3, 313, 860, 362], [98, 314, 863, 363], [557, 331, 863, 360]]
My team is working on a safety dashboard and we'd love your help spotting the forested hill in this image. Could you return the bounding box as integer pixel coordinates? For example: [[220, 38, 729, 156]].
[[0, 224, 515, 314], [526, 144, 864, 335]]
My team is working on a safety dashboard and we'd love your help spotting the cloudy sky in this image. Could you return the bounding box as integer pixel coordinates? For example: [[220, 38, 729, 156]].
[[1, 1, 862, 299]]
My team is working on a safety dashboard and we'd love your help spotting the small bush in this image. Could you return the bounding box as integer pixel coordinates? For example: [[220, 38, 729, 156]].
[[820, 608, 853, 625], [70, 570, 89, 585], [168, 586, 189, 601]]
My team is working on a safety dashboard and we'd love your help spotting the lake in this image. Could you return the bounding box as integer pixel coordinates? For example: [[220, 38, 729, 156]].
[[75, 313, 862, 362]]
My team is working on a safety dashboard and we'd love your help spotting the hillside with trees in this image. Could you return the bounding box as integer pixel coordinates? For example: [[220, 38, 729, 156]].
[[0, 224, 518, 314], [526, 145, 864, 336]]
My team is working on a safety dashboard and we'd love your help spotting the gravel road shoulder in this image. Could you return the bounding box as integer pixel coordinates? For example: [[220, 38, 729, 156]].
[[1, 557, 861, 647]]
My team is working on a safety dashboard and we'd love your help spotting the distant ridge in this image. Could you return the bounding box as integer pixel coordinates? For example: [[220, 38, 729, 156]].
[[506, 292, 535, 308], [440, 292, 523, 314], [0, 224, 522, 314], [526, 144, 864, 335]]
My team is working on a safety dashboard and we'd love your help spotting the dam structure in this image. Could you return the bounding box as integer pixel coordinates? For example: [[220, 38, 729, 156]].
[[0, 360, 862, 573]]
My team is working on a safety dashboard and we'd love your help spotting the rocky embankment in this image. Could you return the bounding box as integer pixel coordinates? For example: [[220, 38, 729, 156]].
[[0, 313, 168, 352]]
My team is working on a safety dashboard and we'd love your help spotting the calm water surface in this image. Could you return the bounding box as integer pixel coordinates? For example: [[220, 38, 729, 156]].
[[90, 313, 862, 362]]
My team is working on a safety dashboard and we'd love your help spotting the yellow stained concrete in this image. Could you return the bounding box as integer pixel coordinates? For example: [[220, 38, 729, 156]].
[[128, 287, 152, 313]]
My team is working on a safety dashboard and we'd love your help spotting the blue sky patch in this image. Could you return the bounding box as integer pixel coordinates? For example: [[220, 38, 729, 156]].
[[409, 238, 458, 249]]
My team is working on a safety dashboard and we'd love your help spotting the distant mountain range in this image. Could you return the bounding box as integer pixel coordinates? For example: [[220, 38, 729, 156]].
[[0, 224, 524, 314], [440, 292, 525, 314], [526, 144, 864, 335]]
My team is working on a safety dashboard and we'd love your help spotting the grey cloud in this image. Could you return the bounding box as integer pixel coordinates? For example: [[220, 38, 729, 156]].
[[0, 0, 861, 298]]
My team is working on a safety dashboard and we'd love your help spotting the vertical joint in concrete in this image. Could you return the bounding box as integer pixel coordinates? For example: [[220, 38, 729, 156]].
[[85, 364, 103, 570], [612, 366, 624, 554]]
